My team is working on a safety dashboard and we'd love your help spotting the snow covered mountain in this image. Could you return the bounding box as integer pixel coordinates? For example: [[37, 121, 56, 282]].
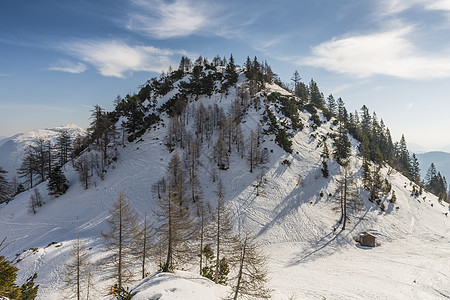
[[0, 66, 449, 299], [0, 124, 86, 180]]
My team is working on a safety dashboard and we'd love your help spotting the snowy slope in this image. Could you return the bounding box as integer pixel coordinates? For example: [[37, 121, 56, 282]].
[[0, 77, 449, 299], [0, 124, 86, 180], [0, 136, 7, 147]]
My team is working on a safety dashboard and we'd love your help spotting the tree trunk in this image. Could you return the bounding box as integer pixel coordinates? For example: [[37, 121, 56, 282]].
[[118, 199, 123, 288], [142, 213, 147, 279], [165, 195, 173, 271], [77, 239, 80, 300], [342, 171, 348, 230], [233, 238, 246, 300], [215, 207, 220, 284], [199, 210, 204, 274]]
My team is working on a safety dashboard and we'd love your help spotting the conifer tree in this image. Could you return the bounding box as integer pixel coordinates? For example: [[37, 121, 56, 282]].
[[326, 94, 337, 115], [136, 212, 156, 279], [425, 163, 437, 188], [224, 54, 238, 87], [57, 130, 72, 166], [0, 167, 12, 204], [397, 135, 411, 176], [31, 138, 49, 183], [309, 79, 323, 108], [195, 202, 212, 276], [362, 159, 372, 190], [75, 155, 91, 190], [47, 165, 69, 197], [247, 130, 260, 172], [333, 121, 351, 166], [20, 273, 39, 300], [89, 105, 116, 173], [213, 180, 234, 285], [337, 97, 346, 121], [229, 230, 271, 300], [321, 142, 330, 178], [101, 192, 141, 289], [18, 146, 36, 189], [334, 165, 361, 230], [214, 133, 229, 170], [0, 244, 21, 299], [368, 165, 384, 204], [28, 189, 43, 214], [62, 236, 93, 300], [155, 152, 193, 272], [410, 153, 420, 183], [291, 70, 301, 92]]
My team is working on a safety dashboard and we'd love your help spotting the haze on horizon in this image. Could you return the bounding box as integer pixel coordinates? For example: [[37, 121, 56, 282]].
[[1, 0, 450, 151]]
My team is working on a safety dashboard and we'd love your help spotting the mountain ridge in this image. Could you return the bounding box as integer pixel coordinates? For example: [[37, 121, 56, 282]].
[[0, 63, 449, 299]]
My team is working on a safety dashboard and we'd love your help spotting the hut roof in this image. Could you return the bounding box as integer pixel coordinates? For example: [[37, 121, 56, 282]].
[[360, 232, 376, 238]]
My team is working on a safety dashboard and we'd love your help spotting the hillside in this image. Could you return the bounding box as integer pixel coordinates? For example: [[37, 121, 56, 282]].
[[0, 64, 449, 299], [0, 124, 86, 181]]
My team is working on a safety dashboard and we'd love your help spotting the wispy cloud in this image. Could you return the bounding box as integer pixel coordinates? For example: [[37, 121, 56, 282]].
[[377, 0, 450, 15], [48, 59, 87, 74], [424, 0, 450, 11], [58, 40, 184, 78], [301, 27, 450, 79], [126, 0, 220, 39]]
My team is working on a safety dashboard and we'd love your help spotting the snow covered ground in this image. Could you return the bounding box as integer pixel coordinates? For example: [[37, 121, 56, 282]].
[[0, 80, 449, 299]]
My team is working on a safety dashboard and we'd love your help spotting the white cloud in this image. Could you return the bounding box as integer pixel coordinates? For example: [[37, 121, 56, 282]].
[[59, 40, 181, 78], [48, 59, 87, 74], [127, 0, 217, 38], [378, 0, 450, 15], [425, 0, 450, 11], [301, 27, 450, 79]]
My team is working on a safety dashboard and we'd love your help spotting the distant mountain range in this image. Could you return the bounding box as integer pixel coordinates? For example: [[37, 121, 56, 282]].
[[0, 124, 86, 180], [416, 151, 450, 182]]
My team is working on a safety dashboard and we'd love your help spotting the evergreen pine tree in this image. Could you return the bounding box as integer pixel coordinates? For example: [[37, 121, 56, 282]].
[[333, 121, 351, 166], [224, 54, 238, 87], [0, 167, 12, 204], [309, 79, 323, 108], [0, 254, 21, 299], [19, 273, 39, 300], [321, 142, 330, 178], [56, 130, 72, 166], [47, 165, 69, 197], [326, 94, 337, 115], [410, 153, 420, 183]]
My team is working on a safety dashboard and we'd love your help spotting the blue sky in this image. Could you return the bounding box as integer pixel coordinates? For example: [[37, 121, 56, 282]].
[[1, 0, 450, 151]]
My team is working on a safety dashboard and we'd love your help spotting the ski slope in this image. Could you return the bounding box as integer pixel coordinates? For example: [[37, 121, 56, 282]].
[[0, 78, 449, 299]]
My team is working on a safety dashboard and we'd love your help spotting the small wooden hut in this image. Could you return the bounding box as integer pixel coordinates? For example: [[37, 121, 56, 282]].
[[359, 232, 376, 247]]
